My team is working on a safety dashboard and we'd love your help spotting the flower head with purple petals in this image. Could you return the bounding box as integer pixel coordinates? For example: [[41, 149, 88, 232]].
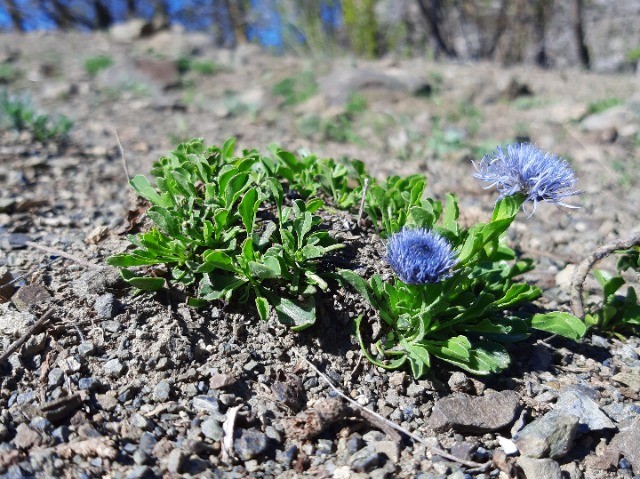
[[473, 143, 580, 212], [386, 228, 457, 284]]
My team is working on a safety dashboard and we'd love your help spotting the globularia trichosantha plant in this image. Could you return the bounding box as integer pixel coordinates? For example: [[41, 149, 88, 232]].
[[109, 139, 587, 376]]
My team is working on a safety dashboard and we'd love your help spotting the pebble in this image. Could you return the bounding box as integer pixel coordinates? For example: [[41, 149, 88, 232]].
[[276, 445, 298, 468], [153, 380, 171, 402], [350, 447, 383, 473], [554, 387, 615, 432], [0, 304, 35, 336], [192, 395, 225, 420], [138, 432, 157, 454], [429, 391, 520, 433], [514, 411, 579, 459], [104, 358, 125, 377], [13, 424, 43, 450], [51, 426, 70, 443], [29, 416, 52, 433], [131, 414, 153, 431], [48, 368, 64, 386], [126, 465, 154, 479], [165, 448, 185, 474], [448, 372, 472, 393], [201, 417, 223, 441], [61, 356, 82, 373], [347, 434, 365, 454], [78, 341, 96, 357], [11, 284, 51, 312], [234, 428, 269, 460], [94, 293, 116, 319], [517, 456, 562, 479]]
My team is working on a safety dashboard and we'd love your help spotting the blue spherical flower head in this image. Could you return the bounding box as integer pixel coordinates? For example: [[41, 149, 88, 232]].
[[386, 228, 457, 284], [473, 143, 580, 213]]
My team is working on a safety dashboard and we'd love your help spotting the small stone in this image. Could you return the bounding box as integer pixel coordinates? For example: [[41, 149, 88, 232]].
[[209, 373, 236, 390], [406, 383, 426, 398], [153, 380, 171, 402], [94, 293, 116, 319], [351, 447, 383, 473], [16, 390, 36, 405], [514, 412, 579, 459], [126, 465, 154, 479], [78, 377, 99, 391], [51, 425, 70, 443], [95, 393, 119, 412], [192, 395, 225, 420], [234, 428, 269, 461], [0, 303, 36, 336], [554, 387, 615, 432], [138, 432, 157, 454], [165, 448, 185, 474], [517, 456, 562, 479], [201, 417, 223, 441], [448, 372, 472, 393], [61, 356, 82, 373], [48, 368, 64, 386], [347, 434, 365, 454], [371, 440, 399, 462], [104, 358, 125, 378], [243, 360, 259, 372], [78, 341, 96, 357], [316, 439, 333, 455], [131, 414, 153, 431], [612, 372, 640, 392], [429, 391, 521, 433], [11, 284, 51, 312], [13, 424, 43, 449]]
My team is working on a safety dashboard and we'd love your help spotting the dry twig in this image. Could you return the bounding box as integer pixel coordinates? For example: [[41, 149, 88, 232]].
[[292, 350, 491, 471], [113, 127, 130, 182], [0, 308, 56, 364], [571, 232, 640, 319], [26, 241, 99, 269]]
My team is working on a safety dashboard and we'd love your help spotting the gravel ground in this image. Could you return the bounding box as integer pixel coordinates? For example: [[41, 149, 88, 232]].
[[1, 28, 640, 478]]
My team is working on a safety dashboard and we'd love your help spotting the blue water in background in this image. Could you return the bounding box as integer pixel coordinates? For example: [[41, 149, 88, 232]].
[[0, 0, 342, 49]]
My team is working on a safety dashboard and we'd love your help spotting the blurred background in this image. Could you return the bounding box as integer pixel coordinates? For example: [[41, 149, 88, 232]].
[[1, 0, 639, 72]]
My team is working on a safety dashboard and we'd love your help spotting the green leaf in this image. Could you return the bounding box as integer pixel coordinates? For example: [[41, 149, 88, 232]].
[[221, 137, 236, 162], [270, 294, 316, 331], [335, 270, 375, 307], [491, 194, 525, 222], [130, 175, 173, 208], [201, 250, 236, 272], [255, 296, 270, 321], [146, 206, 183, 239], [106, 253, 164, 267], [492, 283, 542, 309], [120, 269, 165, 290], [442, 193, 459, 235], [354, 315, 407, 370], [249, 260, 281, 279], [531, 312, 586, 341], [239, 189, 259, 234]]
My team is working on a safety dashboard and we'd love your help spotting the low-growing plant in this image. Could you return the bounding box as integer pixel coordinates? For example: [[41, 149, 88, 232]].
[[0, 90, 72, 142], [0, 64, 20, 83], [107, 139, 343, 330], [585, 248, 640, 339], [273, 71, 318, 106], [586, 97, 622, 116], [177, 56, 221, 76], [109, 139, 587, 377], [84, 55, 114, 76]]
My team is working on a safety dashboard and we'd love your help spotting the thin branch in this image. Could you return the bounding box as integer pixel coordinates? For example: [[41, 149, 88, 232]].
[[571, 233, 640, 319], [26, 241, 99, 269], [113, 128, 130, 183], [292, 350, 491, 471], [0, 308, 56, 364]]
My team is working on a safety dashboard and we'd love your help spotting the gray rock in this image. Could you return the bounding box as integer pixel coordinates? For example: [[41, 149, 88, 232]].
[[429, 391, 520, 433], [61, 356, 81, 374], [612, 371, 640, 392], [153, 380, 171, 402], [602, 402, 640, 423], [104, 358, 125, 378], [94, 293, 116, 319], [350, 446, 383, 473], [165, 448, 185, 474], [597, 418, 640, 472], [138, 432, 157, 454], [78, 377, 99, 391], [109, 18, 147, 43], [234, 428, 269, 460], [517, 456, 562, 479], [73, 268, 121, 299], [192, 395, 225, 421], [0, 303, 36, 337], [201, 417, 223, 441], [554, 387, 615, 432], [126, 465, 154, 479], [13, 424, 43, 449], [78, 341, 96, 357], [131, 414, 153, 431], [48, 368, 64, 386], [11, 284, 51, 312], [514, 411, 579, 459], [581, 105, 638, 137], [447, 372, 472, 393]]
